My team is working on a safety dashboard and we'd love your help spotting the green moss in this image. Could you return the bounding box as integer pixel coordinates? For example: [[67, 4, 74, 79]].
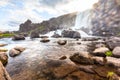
[[105, 51, 112, 57], [0, 33, 14, 38], [107, 72, 115, 80]]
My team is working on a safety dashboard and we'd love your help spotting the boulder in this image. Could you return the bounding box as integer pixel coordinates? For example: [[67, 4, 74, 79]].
[[62, 30, 81, 38], [0, 44, 7, 47], [95, 43, 106, 48], [14, 46, 26, 52], [0, 48, 8, 52], [40, 36, 49, 38], [69, 52, 94, 65], [93, 47, 110, 57], [9, 49, 21, 57], [0, 52, 8, 65], [52, 32, 61, 38], [82, 37, 101, 41], [30, 30, 40, 38], [12, 35, 25, 41], [78, 65, 95, 74], [117, 68, 120, 76], [92, 57, 104, 65], [40, 38, 50, 43], [59, 56, 67, 60], [105, 37, 120, 50], [0, 61, 12, 80], [57, 40, 67, 45], [112, 47, 120, 58], [106, 57, 120, 68]]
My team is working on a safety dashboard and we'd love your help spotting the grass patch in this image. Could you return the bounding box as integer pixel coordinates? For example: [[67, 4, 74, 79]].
[[0, 33, 14, 38], [105, 51, 112, 57]]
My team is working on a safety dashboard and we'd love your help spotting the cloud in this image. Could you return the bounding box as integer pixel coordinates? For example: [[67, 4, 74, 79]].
[[0, 0, 98, 31], [39, 0, 69, 7]]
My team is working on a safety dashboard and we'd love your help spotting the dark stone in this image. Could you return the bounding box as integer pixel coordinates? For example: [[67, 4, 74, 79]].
[[59, 56, 67, 60], [70, 52, 94, 65], [30, 30, 40, 38], [62, 30, 81, 38], [105, 37, 120, 50], [40, 38, 50, 43], [12, 35, 25, 41], [52, 32, 61, 38], [0, 61, 12, 80], [57, 40, 67, 45], [9, 49, 21, 57], [0, 52, 8, 65]]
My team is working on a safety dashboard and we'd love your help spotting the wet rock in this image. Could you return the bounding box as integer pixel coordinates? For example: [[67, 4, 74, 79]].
[[9, 49, 21, 57], [106, 57, 120, 68], [52, 32, 61, 38], [112, 47, 120, 58], [82, 37, 100, 41], [57, 40, 67, 45], [0, 61, 12, 80], [76, 42, 81, 45], [93, 66, 114, 78], [14, 46, 26, 52], [0, 44, 7, 47], [95, 43, 106, 48], [40, 36, 49, 38], [116, 68, 120, 76], [92, 57, 104, 65], [70, 52, 94, 65], [40, 38, 50, 43], [52, 64, 78, 78], [0, 52, 8, 65], [62, 30, 81, 38], [9, 47, 25, 57], [106, 37, 120, 50], [0, 48, 8, 52], [79, 65, 95, 74], [59, 56, 67, 60], [30, 30, 40, 38], [93, 47, 109, 57], [12, 35, 25, 41]]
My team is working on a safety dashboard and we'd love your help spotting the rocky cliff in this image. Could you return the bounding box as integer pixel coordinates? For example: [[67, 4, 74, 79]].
[[91, 0, 120, 36], [19, 12, 76, 34]]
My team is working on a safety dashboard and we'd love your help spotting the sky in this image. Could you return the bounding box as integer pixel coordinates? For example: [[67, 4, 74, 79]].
[[0, 0, 98, 31]]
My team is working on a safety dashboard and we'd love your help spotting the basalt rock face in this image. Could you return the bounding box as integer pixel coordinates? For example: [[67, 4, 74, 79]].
[[91, 0, 120, 36], [19, 13, 76, 34]]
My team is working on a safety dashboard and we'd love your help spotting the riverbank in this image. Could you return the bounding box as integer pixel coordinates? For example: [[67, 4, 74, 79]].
[[0, 37, 119, 80]]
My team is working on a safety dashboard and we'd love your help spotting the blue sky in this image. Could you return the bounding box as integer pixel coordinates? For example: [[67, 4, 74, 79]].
[[0, 0, 98, 31]]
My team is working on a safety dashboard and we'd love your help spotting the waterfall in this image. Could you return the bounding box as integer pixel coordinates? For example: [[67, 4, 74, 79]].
[[72, 10, 93, 37], [44, 10, 93, 38]]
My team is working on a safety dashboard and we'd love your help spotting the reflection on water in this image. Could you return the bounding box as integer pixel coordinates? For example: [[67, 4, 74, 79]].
[[0, 37, 89, 80]]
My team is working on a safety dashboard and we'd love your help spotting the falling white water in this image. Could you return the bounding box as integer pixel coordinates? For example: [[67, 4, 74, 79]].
[[44, 30, 62, 37], [72, 10, 92, 37], [44, 10, 93, 38]]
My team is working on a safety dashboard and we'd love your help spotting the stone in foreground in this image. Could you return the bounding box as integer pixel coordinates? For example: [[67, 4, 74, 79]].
[[12, 35, 25, 41], [0, 61, 12, 80], [9, 49, 21, 57], [70, 52, 94, 65], [106, 57, 120, 68], [112, 47, 120, 58], [0, 52, 8, 65], [40, 38, 50, 43], [57, 40, 67, 45]]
